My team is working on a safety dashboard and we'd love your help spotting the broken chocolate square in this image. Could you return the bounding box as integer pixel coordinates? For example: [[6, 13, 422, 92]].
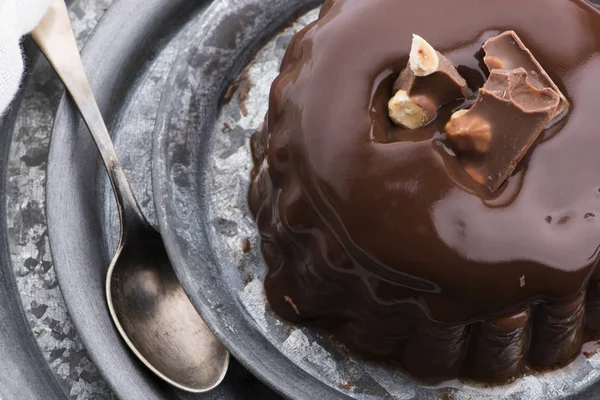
[[446, 68, 560, 191], [483, 31, 569, 122]]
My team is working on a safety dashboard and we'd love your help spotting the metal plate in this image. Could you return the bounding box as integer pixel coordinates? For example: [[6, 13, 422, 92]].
[[45, 0, 279, 398], [152, 0, 600, 399]]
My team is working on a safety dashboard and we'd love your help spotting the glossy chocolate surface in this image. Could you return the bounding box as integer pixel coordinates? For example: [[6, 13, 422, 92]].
[[249, 0, 600, 381]]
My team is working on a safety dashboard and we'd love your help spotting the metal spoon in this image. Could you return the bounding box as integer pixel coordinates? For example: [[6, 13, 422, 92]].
[[32, 0, 229, 392]]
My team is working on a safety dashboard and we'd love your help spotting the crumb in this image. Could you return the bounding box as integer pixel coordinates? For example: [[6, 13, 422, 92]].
[[520, 275, 526, 288], [242, 238, 252, 253], [237, 69, 252, 117], [582, 341, 600, 358], [222, 123, 232, 133], [284, 296, 300, 315], [558, 215, 571, 225], [222, 79, 240, 104], [340, 381, 354, 391]]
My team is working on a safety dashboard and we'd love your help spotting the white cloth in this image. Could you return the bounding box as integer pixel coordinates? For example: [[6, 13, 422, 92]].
[[0, 0, 51, 115]]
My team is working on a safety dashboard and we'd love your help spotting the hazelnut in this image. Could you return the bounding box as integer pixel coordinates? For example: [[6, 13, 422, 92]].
[[390, 34, 470, 130], [388, 90, 428, 129], [409, 34, 440, 76], [483, 55, 505, 71], [445, 110, 492, 155], [463, 165, 487, 185]]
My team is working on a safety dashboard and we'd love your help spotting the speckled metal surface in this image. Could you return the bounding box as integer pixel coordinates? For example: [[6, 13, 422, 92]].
[[7, 1, 115, 398]]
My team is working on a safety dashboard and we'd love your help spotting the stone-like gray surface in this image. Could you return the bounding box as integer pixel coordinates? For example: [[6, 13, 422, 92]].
[[7, 1, 114, 398]]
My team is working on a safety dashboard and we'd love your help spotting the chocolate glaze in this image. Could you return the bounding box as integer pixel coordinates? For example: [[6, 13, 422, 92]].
[[249, 0, 600, 382]]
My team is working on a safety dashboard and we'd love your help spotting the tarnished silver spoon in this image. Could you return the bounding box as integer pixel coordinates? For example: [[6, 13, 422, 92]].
[[32, 0, 229, 392]]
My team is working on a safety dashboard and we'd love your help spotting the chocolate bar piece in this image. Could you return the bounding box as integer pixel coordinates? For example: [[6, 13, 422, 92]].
[[483, 31, 569, 122], [445, 68, 560, 191]]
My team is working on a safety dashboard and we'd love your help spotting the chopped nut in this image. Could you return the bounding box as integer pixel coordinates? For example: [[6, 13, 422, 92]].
[[242, 238, 252, 253], [445, 110, 492, 155], [463, 165, 487, 185], [484, 55, 505, 70], [409, 34, 440, 76], [390, 34, 471, 129], [388, 90, 427, 129]]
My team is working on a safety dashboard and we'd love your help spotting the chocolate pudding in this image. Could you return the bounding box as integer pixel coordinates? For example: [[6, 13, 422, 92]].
[[249, 0, 600, 382]]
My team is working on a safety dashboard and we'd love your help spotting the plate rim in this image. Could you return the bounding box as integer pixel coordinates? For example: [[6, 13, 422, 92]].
[[151, 0, 350, 399]]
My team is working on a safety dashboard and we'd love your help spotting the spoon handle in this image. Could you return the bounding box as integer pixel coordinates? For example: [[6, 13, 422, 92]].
[[32, 0, 145, 228]]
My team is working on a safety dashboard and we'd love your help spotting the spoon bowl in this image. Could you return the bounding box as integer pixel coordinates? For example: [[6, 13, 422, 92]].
[[107, 224, 229, 391], [32, 0, 229, 392]]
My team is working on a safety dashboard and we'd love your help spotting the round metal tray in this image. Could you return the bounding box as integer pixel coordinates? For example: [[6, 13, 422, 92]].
[[152, 0, 600, 399]]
